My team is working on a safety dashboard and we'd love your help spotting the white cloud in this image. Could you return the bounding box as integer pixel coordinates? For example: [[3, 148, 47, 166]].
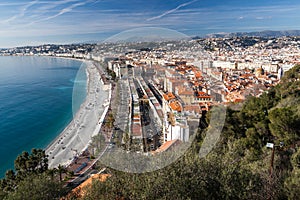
[[28, 1, 91, 24], [1, 0, 300, 47], [147, 0, 198, 21], [36, 0, 80, 12], [255, 16, 272, 20], [0, 0, 38, 24], [0, 2, 28, 6]]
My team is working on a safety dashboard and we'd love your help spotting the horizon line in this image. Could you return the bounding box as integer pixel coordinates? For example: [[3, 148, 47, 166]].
[[1, 28, 300, 49]]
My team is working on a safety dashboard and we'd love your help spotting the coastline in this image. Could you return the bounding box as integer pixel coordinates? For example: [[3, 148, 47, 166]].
[[43, 57, 87, 152], [45, 60, 111, 169]]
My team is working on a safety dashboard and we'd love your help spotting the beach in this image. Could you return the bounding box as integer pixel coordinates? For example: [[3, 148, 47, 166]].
[[45, 60, 110, 169]]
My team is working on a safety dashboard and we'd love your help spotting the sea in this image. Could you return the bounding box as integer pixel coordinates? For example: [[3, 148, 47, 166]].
[[0, 56, 86, 178]]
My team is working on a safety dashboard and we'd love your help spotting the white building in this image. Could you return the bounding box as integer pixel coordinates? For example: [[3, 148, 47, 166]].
[[161, 96, 190, 143]]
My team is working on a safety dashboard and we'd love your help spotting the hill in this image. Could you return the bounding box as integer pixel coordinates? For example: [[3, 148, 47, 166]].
[[203, 30, 300, 38], [1, 65, 299, 200], [66, 65, 300, 199]]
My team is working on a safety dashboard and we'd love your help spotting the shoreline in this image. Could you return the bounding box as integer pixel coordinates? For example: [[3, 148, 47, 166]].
[[43, 57, 88, 152], [45, 60, 111, 169]]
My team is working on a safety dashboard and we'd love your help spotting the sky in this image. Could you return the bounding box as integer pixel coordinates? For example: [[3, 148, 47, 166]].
[[1, 0, 300, 47]]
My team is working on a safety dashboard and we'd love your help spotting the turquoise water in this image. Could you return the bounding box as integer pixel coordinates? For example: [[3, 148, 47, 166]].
[[0, 56, 86, 178]]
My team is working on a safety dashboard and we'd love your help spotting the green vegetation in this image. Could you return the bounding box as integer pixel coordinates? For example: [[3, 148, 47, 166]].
[[106, 66, 117, 81], [0, 149, 67, 200], [3, 173, 66, 200], [106, 112, 115, 129], [1, 65, 299, 200]]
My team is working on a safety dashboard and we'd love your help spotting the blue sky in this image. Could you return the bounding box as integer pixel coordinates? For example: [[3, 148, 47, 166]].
[[0, 0, 300, 47]]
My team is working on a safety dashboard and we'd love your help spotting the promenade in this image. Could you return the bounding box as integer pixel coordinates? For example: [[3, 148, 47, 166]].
[[46, 61, 110, 169]]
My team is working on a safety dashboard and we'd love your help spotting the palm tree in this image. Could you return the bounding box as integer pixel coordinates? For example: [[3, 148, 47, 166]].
[[30, 148, 48, 173], [47, 168, 58, 181], [14, 151, 29, 173], [3, 170, 16, 192], [5, 170, 15, 181], [57, 164, 67, 182]]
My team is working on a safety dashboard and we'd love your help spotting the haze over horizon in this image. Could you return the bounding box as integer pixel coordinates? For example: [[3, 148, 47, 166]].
[[1, 0, 300, 48]]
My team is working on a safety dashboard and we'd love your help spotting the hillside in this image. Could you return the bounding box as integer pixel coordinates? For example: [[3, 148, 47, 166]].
[[0, 65, 299, 200], [204, 30, 300, 38], [67, 65, 300, 199]]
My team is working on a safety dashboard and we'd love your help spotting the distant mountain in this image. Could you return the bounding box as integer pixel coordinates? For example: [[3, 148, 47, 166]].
[[80, 40, 101, 44], [104, 35, 190, 44], [203, 30, 300, 38]]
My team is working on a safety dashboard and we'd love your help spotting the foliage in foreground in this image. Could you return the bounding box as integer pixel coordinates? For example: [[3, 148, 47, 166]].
[[0, 149, 67, 200]]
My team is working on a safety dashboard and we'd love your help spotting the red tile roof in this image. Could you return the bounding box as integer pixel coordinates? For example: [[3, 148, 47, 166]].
[[65, 174, 111, 199], [169, 100, 182, 112], [197, 91, 211, 98], [163, 92, 176, 101], [152, 139, 181, 154]]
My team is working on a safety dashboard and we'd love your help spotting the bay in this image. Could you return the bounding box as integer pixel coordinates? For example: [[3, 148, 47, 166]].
[[0, 56, 86, 178]]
